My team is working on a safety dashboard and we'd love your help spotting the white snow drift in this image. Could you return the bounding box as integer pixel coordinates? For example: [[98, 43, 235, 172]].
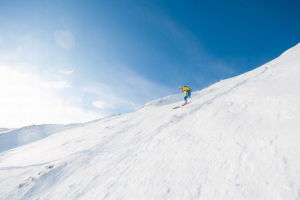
[[0, 43, 300, 200]]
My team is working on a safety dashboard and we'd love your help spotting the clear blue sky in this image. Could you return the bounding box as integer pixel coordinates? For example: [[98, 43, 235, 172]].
[[0, 0, 299, 127]]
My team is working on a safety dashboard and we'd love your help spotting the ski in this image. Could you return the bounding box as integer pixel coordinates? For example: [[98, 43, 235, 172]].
[[172, 101, 191, 109]]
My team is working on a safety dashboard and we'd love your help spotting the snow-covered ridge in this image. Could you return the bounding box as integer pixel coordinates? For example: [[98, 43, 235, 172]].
[[0, 128, 10, 134], [0, 123, 81, 153], [0, 43, 299, 200], [145, 43, 300, 108], [0, 116, 113, 153]]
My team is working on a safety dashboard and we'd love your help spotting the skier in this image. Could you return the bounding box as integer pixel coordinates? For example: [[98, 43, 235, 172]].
[[179, 86, 192, 105]]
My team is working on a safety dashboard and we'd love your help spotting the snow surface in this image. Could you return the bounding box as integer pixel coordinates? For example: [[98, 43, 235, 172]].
[[0, 43, 300, 200], [0, 123, 83, 153], [0, 128, 10, 133]]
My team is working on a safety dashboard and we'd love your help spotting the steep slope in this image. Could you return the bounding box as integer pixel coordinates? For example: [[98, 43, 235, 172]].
[[0, 43, 300, 200]]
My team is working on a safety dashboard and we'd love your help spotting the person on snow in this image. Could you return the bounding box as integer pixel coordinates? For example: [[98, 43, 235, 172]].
[[179, 86, 192, 105]]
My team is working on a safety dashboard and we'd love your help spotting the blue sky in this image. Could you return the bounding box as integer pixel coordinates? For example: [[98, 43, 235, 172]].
[[0, 0, 299, 127]]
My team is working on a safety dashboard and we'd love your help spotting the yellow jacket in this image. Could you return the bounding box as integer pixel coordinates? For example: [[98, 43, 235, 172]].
[[181, 86, 191, 95]]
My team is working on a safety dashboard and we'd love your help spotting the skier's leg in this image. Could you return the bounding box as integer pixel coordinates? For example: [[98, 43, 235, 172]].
[[184, 95, 188, 102]]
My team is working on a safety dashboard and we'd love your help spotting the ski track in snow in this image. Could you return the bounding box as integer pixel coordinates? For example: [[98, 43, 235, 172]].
[[0, 43, 300, 200]]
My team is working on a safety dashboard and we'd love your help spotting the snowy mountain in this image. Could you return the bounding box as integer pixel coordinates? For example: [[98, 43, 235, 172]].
[[0, 43, 300, 200], [0, 123, 83, 153], [0, 128, 10, 133]]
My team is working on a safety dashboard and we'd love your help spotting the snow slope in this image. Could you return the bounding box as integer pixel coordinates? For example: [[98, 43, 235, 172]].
[[0, 123, 83, 153], [0, 43, 300, 200], [0, 128, 10, 133]]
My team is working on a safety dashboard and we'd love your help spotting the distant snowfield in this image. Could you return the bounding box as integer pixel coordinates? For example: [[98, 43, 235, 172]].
[[0, 128, 10, 133], [0, 124, 82, 153], [0, 43, 300, 200]]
